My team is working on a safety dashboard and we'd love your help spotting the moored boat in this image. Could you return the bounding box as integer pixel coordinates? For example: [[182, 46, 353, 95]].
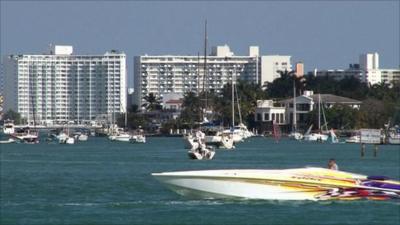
[[2, 119, 15, 134]]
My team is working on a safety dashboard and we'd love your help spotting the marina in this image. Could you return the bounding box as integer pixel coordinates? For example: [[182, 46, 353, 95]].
[[1, 136, 399, 224]]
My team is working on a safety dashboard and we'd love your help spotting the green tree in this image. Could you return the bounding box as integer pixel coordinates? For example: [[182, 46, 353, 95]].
[[264, 70, 306, 98], [142, 93, 162, 112], [214, 80, 266, 127], [180, 92, 202, 127], [2, 109, 22, 124]]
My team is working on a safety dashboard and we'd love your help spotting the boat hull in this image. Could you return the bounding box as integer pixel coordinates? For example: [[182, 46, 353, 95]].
[[152, 168, 400, 201], [154, 175, 321, 200]]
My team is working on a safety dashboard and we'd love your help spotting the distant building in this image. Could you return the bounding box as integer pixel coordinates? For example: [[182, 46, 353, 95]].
[[381, 69, 400, 85], [161, 93, 183, 111], [260, 55, 292, 84], [295, 61, 304, 77], [164, 99, 183, 111], [2, 45, 127, 125], [315, 64, 362, 81], [133, 45, 291, 106], [315, 52, 399, 86]]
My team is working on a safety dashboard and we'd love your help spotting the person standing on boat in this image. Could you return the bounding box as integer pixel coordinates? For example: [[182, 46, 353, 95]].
[[328, 159, 339, 170]]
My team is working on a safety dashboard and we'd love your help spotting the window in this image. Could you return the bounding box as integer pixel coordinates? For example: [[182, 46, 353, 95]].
[[256, 113, 262, 121], [264, 113, 269, 121]]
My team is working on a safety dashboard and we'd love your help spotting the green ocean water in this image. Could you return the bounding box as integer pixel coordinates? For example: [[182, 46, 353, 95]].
[[1, 136, 399, 225]]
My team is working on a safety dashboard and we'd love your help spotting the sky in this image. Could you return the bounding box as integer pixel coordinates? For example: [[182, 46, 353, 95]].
[[1, 0, 399, 86]]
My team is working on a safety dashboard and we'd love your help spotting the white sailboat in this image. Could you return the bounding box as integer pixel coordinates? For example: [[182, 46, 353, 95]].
[[108, 86, 132, 142], [197, 22, 234, 150], [388, 126, 400, 145], [222, 67, 252, 143], [288, 79, 303, 140], [304, 94, 329, 142], [58, 126, 75, 144]]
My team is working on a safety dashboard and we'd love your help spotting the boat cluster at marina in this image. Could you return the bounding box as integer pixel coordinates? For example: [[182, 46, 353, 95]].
[[0, 120, 146, 145]]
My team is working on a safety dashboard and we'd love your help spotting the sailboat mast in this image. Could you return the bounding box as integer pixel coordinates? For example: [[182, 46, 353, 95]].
[[235, 77, 242, 124], [232, 67, 235, 128], [318, 93, 321, 131], [293, 79, 296, 132], [125, 88, 127, 129], [203, 20, 208, 110]]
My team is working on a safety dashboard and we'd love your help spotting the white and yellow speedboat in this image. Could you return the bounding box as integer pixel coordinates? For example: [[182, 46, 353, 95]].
[[152, 167, 400, 201]]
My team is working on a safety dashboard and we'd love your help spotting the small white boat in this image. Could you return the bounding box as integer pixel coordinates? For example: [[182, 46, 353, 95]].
[[78, 134, 88, 141], [0, 138, 16, 144], [185, 130, 216, 160], [303, 133, 329, 142], [130, 134, 146, 143], [58, 132, 75, 144], [187, 147, 215, 160], [346, 135, 361, 143], [203, 129, 234, 150], [183, 133, 200, 150], [222, 126, 244, 143], [11, 128, 39, 144], [219, 133, 235, 149], [152, 167, 400, 201], [64, 137, 75, 144], [388, 135, 400, 145], [288, 132, 303, 140], [2, 120, 15, 134], [109, 133, 131, 142]]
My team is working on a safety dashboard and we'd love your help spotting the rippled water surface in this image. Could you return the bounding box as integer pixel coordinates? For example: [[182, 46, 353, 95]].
[[1, 136, 399, 225]]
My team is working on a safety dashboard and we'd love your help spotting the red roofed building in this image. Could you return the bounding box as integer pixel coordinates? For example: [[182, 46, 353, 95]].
[[164, 99, 183, 111]]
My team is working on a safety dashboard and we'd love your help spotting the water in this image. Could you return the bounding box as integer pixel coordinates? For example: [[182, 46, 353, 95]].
[[1, 137, 399, 225]]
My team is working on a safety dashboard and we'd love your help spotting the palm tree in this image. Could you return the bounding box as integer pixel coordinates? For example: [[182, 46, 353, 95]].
[[142, 93, 162, 112]]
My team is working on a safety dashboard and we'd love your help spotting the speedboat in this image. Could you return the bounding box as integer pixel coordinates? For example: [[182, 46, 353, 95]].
[[184, 130, 216, 160], [187, 147, 215, 160], [152, 167, 400, 201]]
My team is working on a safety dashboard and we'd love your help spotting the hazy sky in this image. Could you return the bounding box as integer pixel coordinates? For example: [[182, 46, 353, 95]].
[[1, 1, 399, 85]]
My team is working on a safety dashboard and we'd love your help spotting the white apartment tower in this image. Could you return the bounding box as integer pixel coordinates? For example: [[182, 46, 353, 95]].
[[2, 45, 127, 125], [359, 52, 381, 85], [134, 45, 291, 106]]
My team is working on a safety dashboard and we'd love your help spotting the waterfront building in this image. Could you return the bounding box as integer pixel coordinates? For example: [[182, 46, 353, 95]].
[[133, 45, 291, 106], [254, 100, 286, 125], [2, 45, 127, 125], [278, 90, 362, 127]]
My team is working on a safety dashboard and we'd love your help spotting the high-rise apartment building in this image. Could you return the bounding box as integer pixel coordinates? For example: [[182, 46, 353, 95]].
[[359, 53, 381, 85], [2, 45, 127, 125], [133, 45, 291, 106]]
